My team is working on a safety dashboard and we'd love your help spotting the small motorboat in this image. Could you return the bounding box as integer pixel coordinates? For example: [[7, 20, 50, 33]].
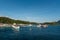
[[12, 23, 20, 31], [12, 25, 20, 31]]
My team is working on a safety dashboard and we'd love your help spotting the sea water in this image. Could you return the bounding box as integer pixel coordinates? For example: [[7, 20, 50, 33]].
[[0, 25, 60, 40]]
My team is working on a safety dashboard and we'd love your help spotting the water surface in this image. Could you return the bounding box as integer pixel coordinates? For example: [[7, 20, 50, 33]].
[[0, 26, 60, 40]]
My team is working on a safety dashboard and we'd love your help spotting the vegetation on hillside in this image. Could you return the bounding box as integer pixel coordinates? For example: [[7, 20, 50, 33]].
[[0, 17, 60, 25], [0, 17, 38, 24], [43, 21, 60, 26]]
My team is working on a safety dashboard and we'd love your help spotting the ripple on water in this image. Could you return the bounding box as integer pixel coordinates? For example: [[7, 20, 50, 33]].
[[0, 26, 60, 40]]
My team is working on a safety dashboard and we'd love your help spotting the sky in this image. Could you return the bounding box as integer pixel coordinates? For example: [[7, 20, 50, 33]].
[[0, 0, 60, 23]]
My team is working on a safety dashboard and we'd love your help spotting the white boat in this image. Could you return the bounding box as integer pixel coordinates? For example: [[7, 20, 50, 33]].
[[12, 23, 20, 31], [37, 24, 41, 27], [12, 25, 20, 31], [28, 24, 32, 26], [42, 24, 48, 28]]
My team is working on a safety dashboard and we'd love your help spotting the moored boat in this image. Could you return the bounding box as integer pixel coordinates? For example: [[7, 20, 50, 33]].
[[28, 24, 32, 26], [41, 24, 48, 28], [37, 24, 41, 27]]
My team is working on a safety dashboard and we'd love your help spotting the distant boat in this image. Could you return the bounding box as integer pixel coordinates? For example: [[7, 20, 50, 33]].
[[28, 24, 32, 26], [42, 24, 48, 28], [18, 24, 26, 27], [37, 24, 41, 27]]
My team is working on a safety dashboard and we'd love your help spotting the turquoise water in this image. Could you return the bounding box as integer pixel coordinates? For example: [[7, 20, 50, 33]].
[[0, 26, 60, 40]]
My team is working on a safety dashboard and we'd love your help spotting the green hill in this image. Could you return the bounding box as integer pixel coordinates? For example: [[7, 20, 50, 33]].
[[43, 20, 60, 26], [0, 17, 38, 24], [0, 17, 60, 25]]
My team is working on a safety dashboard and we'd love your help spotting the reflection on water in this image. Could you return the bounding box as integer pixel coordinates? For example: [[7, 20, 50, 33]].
[[0, 25, 60, 40]]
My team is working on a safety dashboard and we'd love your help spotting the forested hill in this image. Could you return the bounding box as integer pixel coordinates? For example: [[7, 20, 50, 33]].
[[0, 17, 38, 24], [43, 20, 60, 25], [0, 17, 60, 25]]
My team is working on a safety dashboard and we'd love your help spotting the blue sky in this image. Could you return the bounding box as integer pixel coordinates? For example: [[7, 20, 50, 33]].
[[0, 0, 60, 23]]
